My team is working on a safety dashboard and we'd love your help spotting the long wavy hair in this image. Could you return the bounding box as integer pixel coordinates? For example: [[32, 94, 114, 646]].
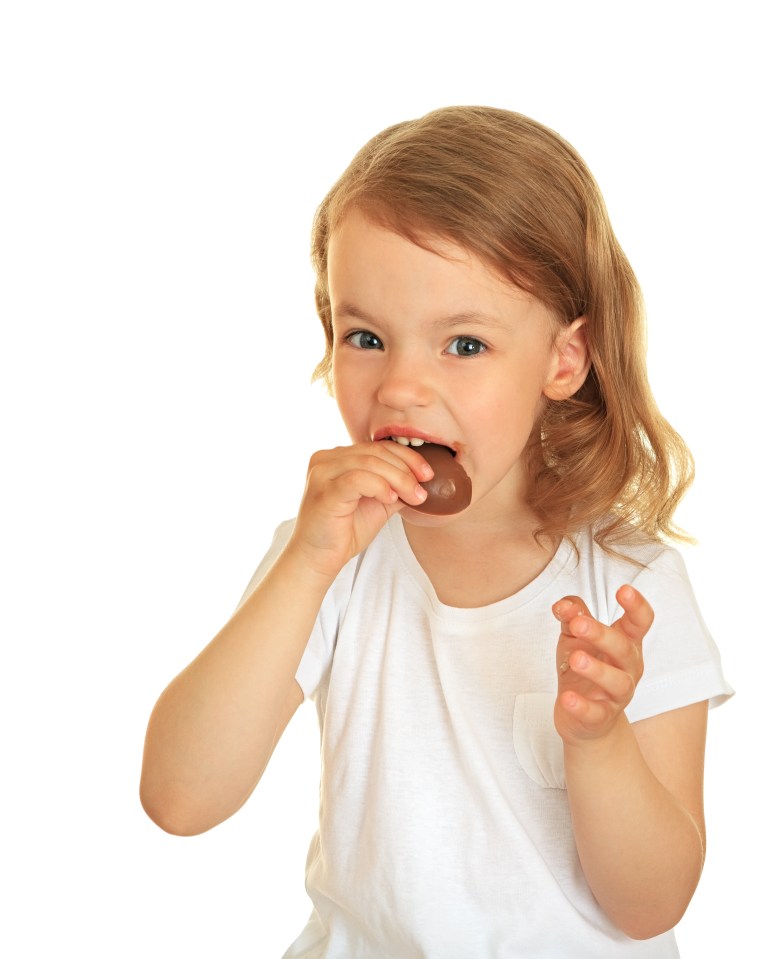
[[311, 106, 693, 551]]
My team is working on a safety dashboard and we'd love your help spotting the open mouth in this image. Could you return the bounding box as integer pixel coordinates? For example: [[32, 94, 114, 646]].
[[382, 435, 457, 457]]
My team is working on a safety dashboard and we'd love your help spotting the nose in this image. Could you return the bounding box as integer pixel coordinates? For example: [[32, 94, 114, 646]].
[[376, 350, 434, 412]]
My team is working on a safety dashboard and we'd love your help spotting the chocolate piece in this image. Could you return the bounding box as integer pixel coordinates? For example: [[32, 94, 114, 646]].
[[411, 444, 472, 515]]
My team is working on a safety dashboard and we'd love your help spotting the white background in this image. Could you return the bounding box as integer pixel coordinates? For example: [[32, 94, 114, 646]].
[[1, 2, 778, 955]]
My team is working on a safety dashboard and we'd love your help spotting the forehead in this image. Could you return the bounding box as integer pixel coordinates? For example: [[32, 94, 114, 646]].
[[327, 210, 539, 325]]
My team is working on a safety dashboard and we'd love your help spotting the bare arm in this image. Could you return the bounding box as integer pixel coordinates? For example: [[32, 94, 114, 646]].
[[140, 441, 433, 836], [564, 703, 706, 939], [140, 548, 328, 836], [553, 589, 708, 939]]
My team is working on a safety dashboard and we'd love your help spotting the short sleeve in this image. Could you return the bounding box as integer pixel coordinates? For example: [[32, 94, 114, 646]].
[[236, 519, 342, 700], [622, 548, 734, 723], [236, 519, 297, 607]]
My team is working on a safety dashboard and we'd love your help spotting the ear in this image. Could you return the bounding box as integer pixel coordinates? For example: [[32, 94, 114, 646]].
[[543, 317, 591, 401]]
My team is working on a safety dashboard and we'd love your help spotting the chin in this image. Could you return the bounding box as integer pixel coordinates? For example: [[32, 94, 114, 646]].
[[399, 505, 469, 527]]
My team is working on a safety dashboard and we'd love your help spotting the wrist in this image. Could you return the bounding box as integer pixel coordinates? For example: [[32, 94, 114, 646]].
[[279, 535, 342, 592], [562, 712, 636, 769]]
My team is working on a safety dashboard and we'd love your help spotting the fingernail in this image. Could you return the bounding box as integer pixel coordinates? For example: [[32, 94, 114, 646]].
[[415, 485, 428, 501], [575, 653, 589, 670], [553, 599, 574, 618]]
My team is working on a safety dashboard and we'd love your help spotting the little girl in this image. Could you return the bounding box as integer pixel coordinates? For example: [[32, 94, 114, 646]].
[[141, 106, 732, 958]]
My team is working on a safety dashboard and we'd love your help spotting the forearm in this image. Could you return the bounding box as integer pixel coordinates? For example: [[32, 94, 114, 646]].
[[140, 543, 333, 836], [565, 715, 705, 940]]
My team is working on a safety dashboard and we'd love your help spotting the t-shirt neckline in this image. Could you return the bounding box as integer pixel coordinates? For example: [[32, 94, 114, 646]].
[[385, 514, 576, 622]]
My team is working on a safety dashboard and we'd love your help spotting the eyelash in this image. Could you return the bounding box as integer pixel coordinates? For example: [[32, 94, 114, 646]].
[[445, 336, 487, 357], [344, 331, 488, 357], [345, 330, 384, 350]]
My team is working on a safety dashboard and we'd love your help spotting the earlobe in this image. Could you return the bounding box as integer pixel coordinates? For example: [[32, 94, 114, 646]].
[[544, 317, 591, 401]]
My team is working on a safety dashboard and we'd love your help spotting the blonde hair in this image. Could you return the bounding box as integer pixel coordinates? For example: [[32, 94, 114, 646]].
[[311, 106, 693, 551]]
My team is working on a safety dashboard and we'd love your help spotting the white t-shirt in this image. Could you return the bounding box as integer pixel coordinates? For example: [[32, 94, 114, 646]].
[[243, 516, 733, 958]]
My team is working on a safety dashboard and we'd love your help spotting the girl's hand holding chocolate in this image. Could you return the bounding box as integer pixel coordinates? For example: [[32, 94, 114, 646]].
[[289, 441, 434, 580]]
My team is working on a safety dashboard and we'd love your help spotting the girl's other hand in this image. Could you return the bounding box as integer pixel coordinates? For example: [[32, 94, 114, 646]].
[[287, 441, 434, 580], [551, 586, 653, 745]]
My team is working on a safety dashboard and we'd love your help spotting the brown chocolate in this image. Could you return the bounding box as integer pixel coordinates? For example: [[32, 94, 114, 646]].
[[411, 444, 472, 515]]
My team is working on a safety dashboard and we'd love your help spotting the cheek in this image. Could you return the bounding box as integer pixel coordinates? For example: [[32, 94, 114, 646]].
[[475, 376, 543, 428], [333, 368, 369, 438], [469, 383, 546, 463], [334, 387, 358, 428]]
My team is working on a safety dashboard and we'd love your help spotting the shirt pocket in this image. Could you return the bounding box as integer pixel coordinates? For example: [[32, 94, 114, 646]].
[[512, 692, 566, 790]]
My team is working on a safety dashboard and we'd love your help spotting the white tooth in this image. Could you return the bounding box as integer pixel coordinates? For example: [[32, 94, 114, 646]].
[[409, 437, 425, 447], [394, 436, 410, 446]]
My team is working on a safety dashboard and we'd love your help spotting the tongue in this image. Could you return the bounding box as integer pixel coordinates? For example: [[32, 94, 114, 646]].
[[411, 444, 472, 515]]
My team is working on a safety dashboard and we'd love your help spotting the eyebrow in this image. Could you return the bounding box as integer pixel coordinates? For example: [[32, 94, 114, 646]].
[[431, 310, 511, 331], [332, 303, 511, 331]]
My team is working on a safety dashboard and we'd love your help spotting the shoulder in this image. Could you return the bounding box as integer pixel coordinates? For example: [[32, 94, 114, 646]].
[[571, 525, 734, 720], [570, 523, 716, 638], [562, 524, 676, 620], [574, 521, 671, 573], [236, 518, 298, 607], [571, 524, 711, 616]]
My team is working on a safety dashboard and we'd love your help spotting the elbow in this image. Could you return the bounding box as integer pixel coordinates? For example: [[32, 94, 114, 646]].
[[610, 845, 705, 940], [612, 888, 699, 941], [141, 806, 206, 838], [619, 915, 683, 942], [139, 780, 219, 837]]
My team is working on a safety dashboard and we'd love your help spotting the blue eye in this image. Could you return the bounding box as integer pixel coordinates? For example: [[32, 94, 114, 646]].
[[446, 336, 487, 357], [346, 330, 383, 350]]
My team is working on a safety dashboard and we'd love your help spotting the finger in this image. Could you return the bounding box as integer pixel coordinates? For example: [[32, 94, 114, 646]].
[[567, 650, 637, 703], [558, 688, 615, 732], [612, 585, 654, 643], [554, 596, 597, 677], [308, 466, 422, 515], [564, 612, 642, 676], [310, 449, 429, 508], [332, 464, 427, 505], [311, 442, 430, 482], [552, 595, 593, 634], [348, 445, 435, 506], [372, 440, 435, 482], [323, 469, 406, 510]]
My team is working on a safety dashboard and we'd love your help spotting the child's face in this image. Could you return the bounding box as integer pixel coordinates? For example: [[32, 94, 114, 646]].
[[327, 210, 582, 526]]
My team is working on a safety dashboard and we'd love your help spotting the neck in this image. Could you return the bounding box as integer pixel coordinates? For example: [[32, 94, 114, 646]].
[[400, 500, 559, 609]]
